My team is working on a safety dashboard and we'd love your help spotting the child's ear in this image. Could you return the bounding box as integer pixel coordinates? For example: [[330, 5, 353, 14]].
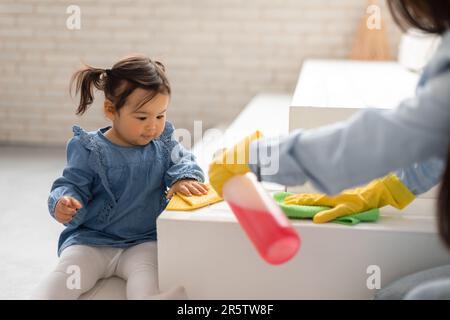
[[103, 100, 115, 121]]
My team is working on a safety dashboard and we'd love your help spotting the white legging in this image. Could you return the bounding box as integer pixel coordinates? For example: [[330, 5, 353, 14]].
[[31, 241, 185, 300]]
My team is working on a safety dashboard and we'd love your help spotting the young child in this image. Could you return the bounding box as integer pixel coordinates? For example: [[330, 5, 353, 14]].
[[32, 55, 208, 299]]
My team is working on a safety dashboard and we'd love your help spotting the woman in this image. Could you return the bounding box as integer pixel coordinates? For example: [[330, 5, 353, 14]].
[[209, 0, 450, 299]]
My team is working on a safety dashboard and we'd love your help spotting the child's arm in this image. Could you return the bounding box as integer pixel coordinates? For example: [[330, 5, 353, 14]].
[[162, 122, 205, 191], [48, 136, 94, 226], [164, 142, 205, 189]]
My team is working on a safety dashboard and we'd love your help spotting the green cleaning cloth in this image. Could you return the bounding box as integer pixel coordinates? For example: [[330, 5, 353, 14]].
[[273, 192, 380, 225]]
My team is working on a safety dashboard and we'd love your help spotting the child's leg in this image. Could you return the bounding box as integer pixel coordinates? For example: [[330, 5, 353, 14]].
[[31, 245, 110, 299], [116, 241, 187, 300], [115, 241, 159, 299]]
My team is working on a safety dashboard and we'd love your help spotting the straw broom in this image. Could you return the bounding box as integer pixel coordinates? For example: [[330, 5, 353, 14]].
[[349, 0, 392, 61]]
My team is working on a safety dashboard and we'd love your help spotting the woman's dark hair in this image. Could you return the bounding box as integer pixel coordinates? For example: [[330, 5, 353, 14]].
[[438, 147, 450, 249], [388, 0, 450, 248], [387, 0, 450, 35], [70, 55, 171, 115]]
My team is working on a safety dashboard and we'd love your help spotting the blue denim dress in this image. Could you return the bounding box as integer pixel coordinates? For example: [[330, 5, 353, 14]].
[[48, 121, 204, 256]]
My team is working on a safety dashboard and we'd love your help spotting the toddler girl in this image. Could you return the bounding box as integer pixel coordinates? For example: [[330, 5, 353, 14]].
[[32, 55, 208, 299]]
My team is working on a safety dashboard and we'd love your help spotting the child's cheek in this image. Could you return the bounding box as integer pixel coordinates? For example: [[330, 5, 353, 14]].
[[132, 125, 144, 137]]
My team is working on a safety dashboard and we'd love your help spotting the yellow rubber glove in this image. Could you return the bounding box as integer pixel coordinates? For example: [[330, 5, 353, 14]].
[[284, 174, 416, 223], [208, 131, 263, 196]]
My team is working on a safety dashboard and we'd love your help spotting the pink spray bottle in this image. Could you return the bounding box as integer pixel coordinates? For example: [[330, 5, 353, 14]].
[[222, 172, 301, 265]]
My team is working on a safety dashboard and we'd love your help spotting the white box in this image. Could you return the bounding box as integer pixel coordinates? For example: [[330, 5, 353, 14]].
[[287, 59, 437, 215]]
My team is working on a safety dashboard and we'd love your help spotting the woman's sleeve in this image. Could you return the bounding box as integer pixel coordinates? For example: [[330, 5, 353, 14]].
[[162, 122, 205, 188], [48, 136, 94, 223], [396, 158, 445, 195], [249, 69, 450, 195]]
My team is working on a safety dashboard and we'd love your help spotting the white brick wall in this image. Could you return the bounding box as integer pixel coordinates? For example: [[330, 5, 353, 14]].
[[0, 0, 401, 146]]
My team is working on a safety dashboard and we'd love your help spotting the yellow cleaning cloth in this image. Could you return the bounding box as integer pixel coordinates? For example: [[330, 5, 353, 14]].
[[166, 184, 223, 211]]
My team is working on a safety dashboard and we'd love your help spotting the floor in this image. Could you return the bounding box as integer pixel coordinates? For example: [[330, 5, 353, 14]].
[[0, 145, 66, 299]]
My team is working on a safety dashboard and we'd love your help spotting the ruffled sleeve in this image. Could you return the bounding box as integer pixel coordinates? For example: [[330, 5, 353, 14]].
[[48, 125, 119, 226], [47, 126, 96, 225]]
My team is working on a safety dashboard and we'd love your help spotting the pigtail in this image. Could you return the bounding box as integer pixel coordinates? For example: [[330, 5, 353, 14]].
[[70, 65, 106, 115]]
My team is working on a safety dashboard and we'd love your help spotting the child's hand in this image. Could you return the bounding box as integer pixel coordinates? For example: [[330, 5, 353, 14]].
[[54, 196, 83, 224], [166, 179, 209, 199]]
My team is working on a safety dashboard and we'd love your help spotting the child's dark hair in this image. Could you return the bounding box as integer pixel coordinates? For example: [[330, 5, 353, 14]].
[[388, 0, 450, 248], [70, 55, 171, 115]]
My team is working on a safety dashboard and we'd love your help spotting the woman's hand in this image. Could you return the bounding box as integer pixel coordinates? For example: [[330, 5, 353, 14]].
[[208, 131, 263, 196], [284, 174, 415, 223], [54, 196, 83, 224], [166, 179, 209, 199]]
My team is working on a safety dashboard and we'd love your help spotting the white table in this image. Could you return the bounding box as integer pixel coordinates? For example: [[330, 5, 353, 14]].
[[157, 62, 450, 299]]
